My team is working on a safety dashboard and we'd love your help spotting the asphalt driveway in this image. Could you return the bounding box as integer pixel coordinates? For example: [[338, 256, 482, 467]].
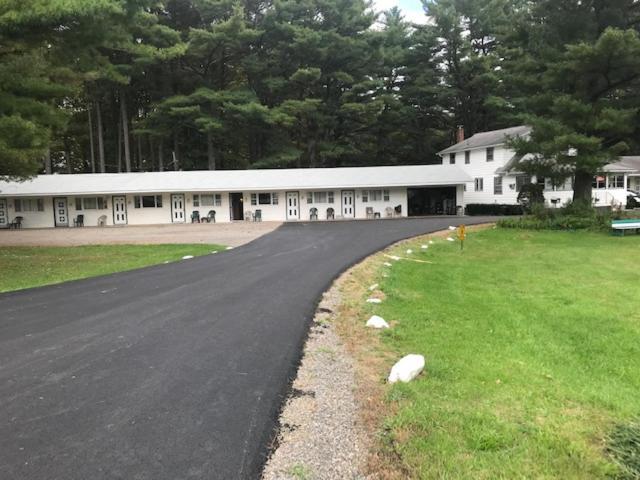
[[0, 217, 495, 480]]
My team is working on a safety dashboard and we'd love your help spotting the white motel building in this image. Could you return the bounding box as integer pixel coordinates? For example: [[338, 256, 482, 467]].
[[1, 126, 638, 229]]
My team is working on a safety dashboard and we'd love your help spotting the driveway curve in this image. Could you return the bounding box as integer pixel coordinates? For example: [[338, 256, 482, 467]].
[[0, 217, 495, 480]]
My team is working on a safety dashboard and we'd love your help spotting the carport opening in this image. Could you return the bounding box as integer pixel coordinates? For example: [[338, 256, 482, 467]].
[[408, 187, 457, 216]]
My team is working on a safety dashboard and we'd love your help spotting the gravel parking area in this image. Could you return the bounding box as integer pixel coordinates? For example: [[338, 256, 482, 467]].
[[0, 222, 281, 247]]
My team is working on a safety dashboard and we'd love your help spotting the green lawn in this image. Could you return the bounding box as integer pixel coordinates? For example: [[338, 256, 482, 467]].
[[0, 244, 224, 293], [370, 229, 640, 479]]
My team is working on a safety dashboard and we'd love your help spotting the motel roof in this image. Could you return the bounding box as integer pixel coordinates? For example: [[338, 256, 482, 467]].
[[0, 165, 472, 197]]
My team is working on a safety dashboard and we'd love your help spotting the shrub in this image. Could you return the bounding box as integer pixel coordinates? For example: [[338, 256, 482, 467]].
[[606, 418, 640, 479], [465, 203, 524, 216], [497, 201, 614, 231], [517, 183, 545, 213]]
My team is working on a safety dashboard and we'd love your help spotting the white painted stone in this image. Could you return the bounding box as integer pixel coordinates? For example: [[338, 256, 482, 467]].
[[388, 354, 425, 383], [448, 225, 456, 230], [446, 237, 455, 242], [226, 246, 234, 250], [211, 251, 218, 254], [366, 315, 389, 329], [406, 249, 413, 254], [182, 255, 194, 260], [383, 262, 393, 267], [366, 298, 382, 304], [369, 283, 379, 291], [163, 260, 170, 264], [389, 255, 401, 261], [421, 244, 428, 249], [428, 240, 434, 245]]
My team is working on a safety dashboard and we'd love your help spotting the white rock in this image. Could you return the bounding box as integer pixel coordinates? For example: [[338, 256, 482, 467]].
[[163, 260, 170, 264], [446, 237, 455, 242], [369, 283, 379, 291], [448, 225, 456, 230], [383, 262, 393, 267], [428, 240, 434, 245], [388, 354, 425, 383], [406, 249, 413, 254], [366, 315, 389, 329], [382, 273, 389, 278], [421, 244, 428, 249], [225, 246, 234, 250], [210, 251, 218, 254], [366, 298, 382, 304], [182, 255, 194, 260], [389, 255, 401, 261]]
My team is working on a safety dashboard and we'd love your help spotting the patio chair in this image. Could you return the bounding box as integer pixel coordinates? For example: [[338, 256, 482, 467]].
[[385, 207, 394, 218], [394, 204, 402, 216], [73, 214, 84, 227], [310, 207, 318, 221], [190, 211, 201, 223], [326, 207, 335, 220], [254, 209, 262, 222], [9, 216, 23, 229], [202, 210, 216, 223], [244, 210, 253, 221], [97, 215, 107, 227], [366, 206, 374, 219]]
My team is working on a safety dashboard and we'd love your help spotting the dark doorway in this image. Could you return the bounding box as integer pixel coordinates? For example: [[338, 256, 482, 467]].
[[408, 187, 457, 216], [229, 193, 244, 220]]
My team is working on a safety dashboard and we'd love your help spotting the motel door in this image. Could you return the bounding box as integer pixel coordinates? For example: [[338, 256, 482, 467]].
[[286, 191, 299, 220], [0, 199, 6, 228], [171, 194, 185, 223], [53, 197, 69, 227], [342, 190, 355, 218], [113, 196, 127, 225]]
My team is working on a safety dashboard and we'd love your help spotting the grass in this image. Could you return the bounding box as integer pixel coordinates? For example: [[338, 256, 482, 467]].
[[344, 228, 640, 479], [0, 244, 224, 292]]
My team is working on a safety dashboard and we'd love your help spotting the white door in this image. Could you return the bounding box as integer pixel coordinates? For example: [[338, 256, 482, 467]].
[[54, 197, 69, 227], [0, 199, 6, 228], [113, 196, 127, 225], [342, 190, 355, 218], [286, 192, 299, 220], [171, 194, 185, 223]]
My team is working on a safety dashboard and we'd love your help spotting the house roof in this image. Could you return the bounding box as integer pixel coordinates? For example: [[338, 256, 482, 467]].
[[0, 165, 472, 197], [606, 156, 640, 174], [439, 126, 531, 155]]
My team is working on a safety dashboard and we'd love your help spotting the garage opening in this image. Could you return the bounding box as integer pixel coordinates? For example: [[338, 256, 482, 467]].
[[408, 187, 458, 216]]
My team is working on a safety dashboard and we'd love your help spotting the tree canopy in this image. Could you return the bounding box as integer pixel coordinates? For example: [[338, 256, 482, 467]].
[[2, 0, 640, 196]]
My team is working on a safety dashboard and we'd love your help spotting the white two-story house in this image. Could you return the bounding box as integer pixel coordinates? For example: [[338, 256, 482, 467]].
[[438, 126, 640, 209]]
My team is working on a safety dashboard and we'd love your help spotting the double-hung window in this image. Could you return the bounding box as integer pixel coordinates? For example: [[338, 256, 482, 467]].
[[14, 198, 44, 212], [474, 178, 484, 192], [362, 190, 385, 202], [250, 192, 279, 205], [75, 197, 106, 210], [486, 147, 494, 162], [449, 153, 456, 164], [193, 194, 222, 207], [134, 195, 163, 208], [608, 174, 624, 189], [494, 176, 503, 195], [465, 151, 470, 164], [515, 175, 531, 192]]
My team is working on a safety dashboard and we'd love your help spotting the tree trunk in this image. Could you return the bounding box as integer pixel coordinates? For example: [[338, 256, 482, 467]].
[[158, 141, 164, 172], [120, 91, 132, 172], [207, 131, 216, 170], [96, 102, 105, 173], [137, 135, 143, 171], [573, 169, 593, 205], [172, 133, 180, 170], [117, 117, 123, 173], [44, 148, 51, 174], [148, 135, 155, 171], [87, 103, 96, 173]]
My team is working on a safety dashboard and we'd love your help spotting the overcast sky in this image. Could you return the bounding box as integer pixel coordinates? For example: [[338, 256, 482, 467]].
[[373, 0, 427, 25]]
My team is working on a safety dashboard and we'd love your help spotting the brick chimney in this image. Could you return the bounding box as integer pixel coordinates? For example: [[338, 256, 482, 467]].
[[456, 125, 465, 143]]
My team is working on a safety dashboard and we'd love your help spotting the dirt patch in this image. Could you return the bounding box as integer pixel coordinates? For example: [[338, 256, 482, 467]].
[[0, 222, 281, 247]]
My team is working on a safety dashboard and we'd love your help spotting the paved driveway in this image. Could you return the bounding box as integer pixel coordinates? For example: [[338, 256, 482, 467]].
[[0, 217, 495, 480]]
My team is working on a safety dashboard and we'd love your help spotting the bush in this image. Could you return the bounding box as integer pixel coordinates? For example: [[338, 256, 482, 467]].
[[497, 201, 613, 231], [517, 183, 545, 213], [465, 203, 524, 216], [606, 418, 640, 479]]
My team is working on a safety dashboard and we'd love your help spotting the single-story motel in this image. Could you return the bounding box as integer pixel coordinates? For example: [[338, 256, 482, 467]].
[[2, 126, 639, 229], [0, 166, 469, 228]]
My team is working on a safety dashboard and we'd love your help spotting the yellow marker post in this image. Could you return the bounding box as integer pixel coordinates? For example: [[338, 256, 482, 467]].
[[457, 224, 466, 251]]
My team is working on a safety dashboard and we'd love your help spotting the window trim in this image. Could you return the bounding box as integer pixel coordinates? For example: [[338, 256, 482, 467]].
[[449, 153, 456, 164], [134, 195, 163, 208], [486, 147, 494, 162], [465, 151, 470, 164], [474, 177, 484, 192], [494, 176, 503, 195], [14, 198, 45, 212]]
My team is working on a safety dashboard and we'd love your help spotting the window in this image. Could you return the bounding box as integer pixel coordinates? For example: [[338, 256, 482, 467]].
[[75, 197, 106, 210], [251, 192, 278, 205], [474, 178, 484, 192], [465, 151, 470, 164], [449, 153, 456, 164], [608, 174, 624, 189], [486, 147, 494, 162], [592, 176, 606, 189], [308, 190, 335, 204], [362, 190, 383, 202], [383, 189, 390, 201], [328, 191, 334, 203], [515, 175, 531, 192], [193, 194, 221, 207], [494, 176, 503, 195], [134, 195, 163, 208], [14, 198, 44, 212]]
